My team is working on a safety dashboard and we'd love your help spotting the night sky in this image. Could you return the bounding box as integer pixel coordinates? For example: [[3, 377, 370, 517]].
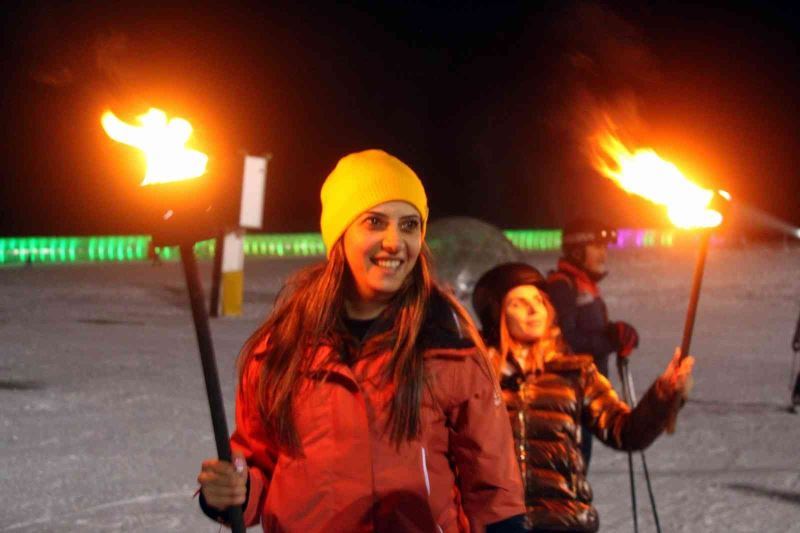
[[1, 1, 798, 236]]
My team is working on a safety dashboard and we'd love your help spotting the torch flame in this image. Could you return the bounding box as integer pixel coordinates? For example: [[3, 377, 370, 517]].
[[592, 133, 722, 229], [101, 108, 208, 185]]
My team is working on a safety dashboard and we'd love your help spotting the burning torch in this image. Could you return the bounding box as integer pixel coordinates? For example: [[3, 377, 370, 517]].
[[102, 108, 246, 531], [591, 132, 731, 432]]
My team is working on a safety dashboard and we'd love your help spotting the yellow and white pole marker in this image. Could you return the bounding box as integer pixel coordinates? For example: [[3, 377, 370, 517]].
[[220, 229, 245, 316], [218, 154, 270, 316]]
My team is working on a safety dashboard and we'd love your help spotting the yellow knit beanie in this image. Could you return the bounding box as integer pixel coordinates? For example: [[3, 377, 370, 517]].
[[320, 149, 429, 256]]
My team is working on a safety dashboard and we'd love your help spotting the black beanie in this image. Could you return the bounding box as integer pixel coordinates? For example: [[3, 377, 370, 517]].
[[471, 262, 546, 345]]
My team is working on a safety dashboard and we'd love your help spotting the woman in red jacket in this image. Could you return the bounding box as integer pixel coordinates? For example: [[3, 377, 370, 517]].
[[471, 262, 694, 533], [197, 149, 526, 532]]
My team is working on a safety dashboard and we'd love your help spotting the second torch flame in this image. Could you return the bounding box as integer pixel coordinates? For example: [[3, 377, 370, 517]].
[[101, 108, 208, 186], [591, 133, 724, 229]]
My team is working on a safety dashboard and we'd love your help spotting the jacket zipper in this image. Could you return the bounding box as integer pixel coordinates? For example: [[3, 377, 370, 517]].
[[421, 447, 444, 533], [421, 446, 431, 496]]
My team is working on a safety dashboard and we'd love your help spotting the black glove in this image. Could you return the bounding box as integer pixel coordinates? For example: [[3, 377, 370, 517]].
[[607, 321, 639, 358]]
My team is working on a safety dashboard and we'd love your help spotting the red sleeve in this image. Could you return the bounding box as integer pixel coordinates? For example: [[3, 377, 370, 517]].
[[230, 355, 278, 527], [446, 351, 526, 531]]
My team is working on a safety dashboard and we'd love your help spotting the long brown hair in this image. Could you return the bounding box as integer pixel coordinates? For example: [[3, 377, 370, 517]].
[[237, 239, 487, 455]]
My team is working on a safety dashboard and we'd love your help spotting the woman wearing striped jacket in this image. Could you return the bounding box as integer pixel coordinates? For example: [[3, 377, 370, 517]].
[[471, 262, 694, 533]]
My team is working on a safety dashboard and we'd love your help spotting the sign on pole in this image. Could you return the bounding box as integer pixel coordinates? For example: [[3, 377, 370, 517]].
[[239, 155, 269, 229]]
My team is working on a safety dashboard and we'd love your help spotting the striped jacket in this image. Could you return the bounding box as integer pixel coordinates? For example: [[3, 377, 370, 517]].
[[493, 349, 679, 532]]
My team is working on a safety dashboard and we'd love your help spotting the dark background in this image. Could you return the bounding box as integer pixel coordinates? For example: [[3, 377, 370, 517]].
[[1, 1, 798, 236]]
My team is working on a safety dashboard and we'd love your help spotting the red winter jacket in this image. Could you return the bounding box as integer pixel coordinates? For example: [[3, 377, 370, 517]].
[[230, 309, 525, 532]]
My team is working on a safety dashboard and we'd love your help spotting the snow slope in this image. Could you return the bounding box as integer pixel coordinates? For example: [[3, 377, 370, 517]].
[[1, 245, 798, 531]]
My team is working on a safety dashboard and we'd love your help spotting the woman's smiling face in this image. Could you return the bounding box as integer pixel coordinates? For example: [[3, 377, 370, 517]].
[[342, 200, 423, 305], [503, 284, 550, 343]]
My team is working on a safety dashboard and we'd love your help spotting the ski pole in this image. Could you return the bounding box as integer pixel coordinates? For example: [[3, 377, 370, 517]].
[[623, 361, 662, 533], [617, 357, 639, 533], [618, 357, 662, 533], [790, 307, 800, 411]]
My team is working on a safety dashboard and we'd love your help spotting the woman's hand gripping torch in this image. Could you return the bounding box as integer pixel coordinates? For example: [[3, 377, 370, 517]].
[[102, 108, 246, 532], [664, 189, 730, 432], [589, 131, 731, 433]]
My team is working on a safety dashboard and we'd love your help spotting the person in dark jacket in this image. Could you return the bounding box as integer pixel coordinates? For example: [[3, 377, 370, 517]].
[[196, 149, 526, 532], [472, 262, 694, 533], [545, 218, 639, 468]]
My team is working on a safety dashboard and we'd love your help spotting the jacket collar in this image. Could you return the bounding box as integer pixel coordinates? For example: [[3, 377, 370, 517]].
[[556, 259, 600, 297], [418, 289, 475, 351], [338, 288, 475, 352], [265, 288, 477, 385]]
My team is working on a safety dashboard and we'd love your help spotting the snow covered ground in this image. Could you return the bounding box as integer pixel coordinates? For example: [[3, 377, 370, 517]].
[[1, 244, 799, 532]]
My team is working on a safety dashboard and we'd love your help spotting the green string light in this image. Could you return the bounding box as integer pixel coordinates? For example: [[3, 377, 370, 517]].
[[502, 229, 562, 251], [0, 229, 683, 266]]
